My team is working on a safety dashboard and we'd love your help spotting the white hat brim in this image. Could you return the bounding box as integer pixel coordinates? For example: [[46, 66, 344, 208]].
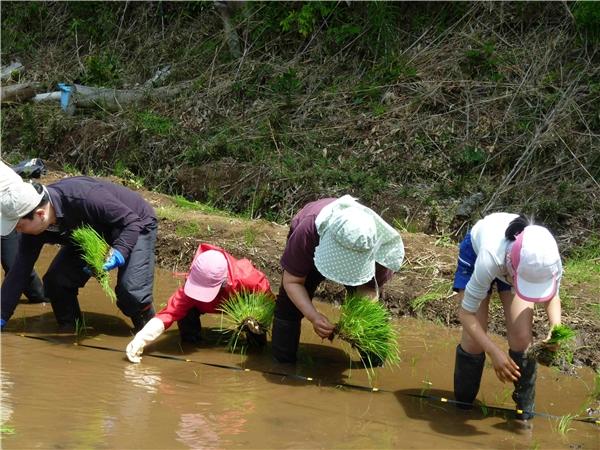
[[0, 216, 18, 236], [514, 274, 557, 303]]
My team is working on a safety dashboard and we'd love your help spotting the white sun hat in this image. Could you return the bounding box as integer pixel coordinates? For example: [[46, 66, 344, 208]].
[[1, 162, 44, 236], [0, 161, 23, 191], [510, 225, 561, 302], [314, 195, 404, 286]]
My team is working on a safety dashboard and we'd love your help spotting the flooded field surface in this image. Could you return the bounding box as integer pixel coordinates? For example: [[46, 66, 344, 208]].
[[1, 249, 598, 449]]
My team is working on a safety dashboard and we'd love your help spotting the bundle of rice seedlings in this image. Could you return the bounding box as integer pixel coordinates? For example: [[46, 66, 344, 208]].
[[333, 294, 400, 373], [218, 291, 275, 352], [527, 324, 576, 368], [71, 225, 116, 302]]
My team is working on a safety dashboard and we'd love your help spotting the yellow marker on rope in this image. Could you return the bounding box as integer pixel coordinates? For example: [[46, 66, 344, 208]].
[[441, 397, 448, 403], [185, 359, 191, 362], [372, 387, 379, 392], [244, 368, 250, 372], [517, 409, 523, 414], [307, 377, 313, 381]]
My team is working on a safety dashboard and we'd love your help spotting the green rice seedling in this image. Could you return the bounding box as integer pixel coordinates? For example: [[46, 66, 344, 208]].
[[591, 369, 600, 401], [527, 324, 576, 369], [1, 425, 15, 435], [71, 225, 116, 302], [333, 294, 400, 374], [218, 291, 275, 352], [555, 413, 576, 436]]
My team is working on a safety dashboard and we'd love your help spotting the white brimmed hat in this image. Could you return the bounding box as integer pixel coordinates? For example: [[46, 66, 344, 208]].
[[314, 195, 404, 286], [510, 225, 561, 302], [0, 177, 44, 236]]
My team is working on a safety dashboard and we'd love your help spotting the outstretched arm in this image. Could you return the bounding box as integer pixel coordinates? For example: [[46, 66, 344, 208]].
[[459, 307, 521, 383], [282, 270, 334, 338]]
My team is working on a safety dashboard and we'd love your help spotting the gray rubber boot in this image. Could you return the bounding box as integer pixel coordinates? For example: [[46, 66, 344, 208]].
[[271, 317, 301, 363], [509, 349, 537, 420], [454, 344, 486, 409]]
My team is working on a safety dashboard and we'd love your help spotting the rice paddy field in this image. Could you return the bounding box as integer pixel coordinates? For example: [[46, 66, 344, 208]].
[[1, 248, 598, 449]]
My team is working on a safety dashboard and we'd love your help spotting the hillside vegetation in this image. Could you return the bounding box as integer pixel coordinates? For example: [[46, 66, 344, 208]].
[[2, 1, 599, 251]]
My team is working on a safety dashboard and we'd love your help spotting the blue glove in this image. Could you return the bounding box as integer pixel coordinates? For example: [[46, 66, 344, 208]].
[[102, 248, 125, 271], [0, 318, 6, 330]]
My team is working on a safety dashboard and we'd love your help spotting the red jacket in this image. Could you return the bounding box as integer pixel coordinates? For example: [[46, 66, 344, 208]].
[[155, 243, 273, 329]]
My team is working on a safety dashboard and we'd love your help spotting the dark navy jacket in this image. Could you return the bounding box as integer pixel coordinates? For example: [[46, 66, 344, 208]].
[[1, 177, 156, 321]]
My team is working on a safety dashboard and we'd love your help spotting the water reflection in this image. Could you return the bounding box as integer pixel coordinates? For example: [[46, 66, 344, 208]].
[[1, 369, 14, 429], [175, 399, 254, 450], [123, 363, 162, 394]]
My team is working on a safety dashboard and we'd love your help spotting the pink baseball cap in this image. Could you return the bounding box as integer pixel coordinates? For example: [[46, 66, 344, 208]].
[[184, 250, 228, 302], [510, 225, 561, 303]]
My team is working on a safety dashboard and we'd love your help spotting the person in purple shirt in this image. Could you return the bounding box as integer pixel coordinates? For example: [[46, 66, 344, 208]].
[[0, 175, 157, 332], [272, 195, 405, 363]]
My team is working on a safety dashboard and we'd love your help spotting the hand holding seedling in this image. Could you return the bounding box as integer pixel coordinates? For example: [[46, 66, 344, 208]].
[[490, 347, 521, 383], [541, 330, 560, 352], [102, 248, 125, 271], [311, 312, 335, 339]]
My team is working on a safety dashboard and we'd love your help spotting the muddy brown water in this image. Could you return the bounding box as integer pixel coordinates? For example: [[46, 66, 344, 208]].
[[1, 248, 598, 449]]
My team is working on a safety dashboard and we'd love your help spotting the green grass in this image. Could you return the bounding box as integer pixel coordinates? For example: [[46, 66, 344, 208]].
[[218, 291, 275, 352], [243, 226, 257, 247], [175, 222, 201, 238], [565, 236, 600, 284], [334, 294, 400, 373], [411, 281, 452, 314], [592, 370, 600, 401], [171, 195, 221, 212], [71, 225, 116, 302]]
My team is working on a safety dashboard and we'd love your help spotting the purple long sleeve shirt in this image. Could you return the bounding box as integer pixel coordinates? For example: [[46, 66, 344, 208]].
[[1, 177, 156, 321]]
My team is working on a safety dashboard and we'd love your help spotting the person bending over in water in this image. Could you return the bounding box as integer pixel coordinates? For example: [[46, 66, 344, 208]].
[[126, 243, 273, 363], [271, 195, 404, 364], [0, 167, 157, 332], [452, 212, 563, 425]]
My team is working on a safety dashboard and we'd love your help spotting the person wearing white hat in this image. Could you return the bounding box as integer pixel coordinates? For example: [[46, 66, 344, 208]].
[[126, 243, 273, 363], [271, 195, 404, 364], [0, 162, 45, 313], [1, 173, 158, 333], [452, 212, 563, 424]]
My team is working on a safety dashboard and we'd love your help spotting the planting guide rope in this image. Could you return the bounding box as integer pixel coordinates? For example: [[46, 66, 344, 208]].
[[17, 333, 600, 426]]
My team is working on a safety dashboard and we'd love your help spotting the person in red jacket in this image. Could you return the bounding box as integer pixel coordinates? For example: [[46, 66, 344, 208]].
[[126, 243, 272, 363]]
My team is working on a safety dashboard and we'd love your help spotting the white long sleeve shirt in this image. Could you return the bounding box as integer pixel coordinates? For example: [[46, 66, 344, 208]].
[[462, 213, 517, 312], [462, 213, 563, 312]]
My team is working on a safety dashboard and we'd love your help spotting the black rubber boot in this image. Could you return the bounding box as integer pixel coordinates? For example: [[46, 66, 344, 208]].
[[177, 308, 202, 344], [359, 350, 384, 368], [509, 349, 537, 420], [454, 344, 486, 409], [271, 317, 301, 363], [131, 305, 155, 333]]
